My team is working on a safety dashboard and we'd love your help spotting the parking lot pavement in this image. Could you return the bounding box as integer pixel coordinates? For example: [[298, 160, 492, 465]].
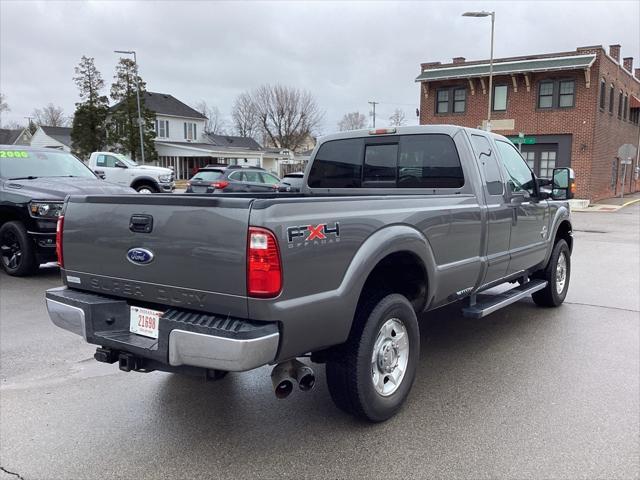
[[1, 205, 638, 480]]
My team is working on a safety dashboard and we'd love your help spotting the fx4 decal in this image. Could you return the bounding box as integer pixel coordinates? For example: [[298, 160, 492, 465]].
[[287, 222, 340, 246]]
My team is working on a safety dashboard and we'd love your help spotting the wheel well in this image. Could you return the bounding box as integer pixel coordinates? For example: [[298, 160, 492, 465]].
[[359, 251, 428, 313], [555, 220, 573, 252], [131, 179, 157, 191], [0, 212, 21, 230]]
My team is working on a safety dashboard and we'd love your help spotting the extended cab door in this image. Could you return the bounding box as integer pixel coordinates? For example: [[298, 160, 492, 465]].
[[95, 154, 130, 186], [494, 139, 549, 274]]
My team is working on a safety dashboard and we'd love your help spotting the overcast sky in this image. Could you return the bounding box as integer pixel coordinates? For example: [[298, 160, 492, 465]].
[[1, 0, 638, 136]]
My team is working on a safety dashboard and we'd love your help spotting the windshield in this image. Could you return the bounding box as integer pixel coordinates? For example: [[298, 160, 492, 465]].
[[191, 170, 223, 181], [0, 149, 97, 180], [113, 153, 138, 167]]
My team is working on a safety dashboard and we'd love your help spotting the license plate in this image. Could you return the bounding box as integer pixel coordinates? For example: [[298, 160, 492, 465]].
[[129, 306, 162, 339]]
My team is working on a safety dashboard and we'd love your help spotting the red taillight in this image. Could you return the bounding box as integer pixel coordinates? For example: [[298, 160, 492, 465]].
[[247, 227, 281, 298], [212, 180, 229, 189], [369, 128, 397, 135], [56, 215, 64, 268]]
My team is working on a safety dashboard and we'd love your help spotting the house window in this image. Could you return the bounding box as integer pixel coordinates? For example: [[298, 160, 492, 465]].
[[155, 119, 169, 138], [184, 122, 197, 140], [623, 94, 628, 121], [435, 87, 466, 114], [609, 84, 614, 113], [599, 78, 606, 110], [493, 85, 508, 111], [539, 151, 557, 178], [538, 81, 554, 108], [631, 107, 640, 125], [618, 91, 623, 118], [558, 80, 575, 107], [436, 89, 449, 113]]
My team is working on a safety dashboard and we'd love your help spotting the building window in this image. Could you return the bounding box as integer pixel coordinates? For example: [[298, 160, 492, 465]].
[[599, 78, 606, 110], [618, 91, 623, 118], [558, 80, 575, 107], [539, 151, 557, 178], [609, 84, 614, 113], [631, 107, 639, 125], [155, 119, 169, 138], [623, 94, 628, 121], [436, 89, 449, 113], [184, 122, 197, 140], [453, 88, 466, 113], [493, 85, 508, 111], [538, 81, 554, 108], [435, 87, 466, 114], [522, 151, 535, 170]]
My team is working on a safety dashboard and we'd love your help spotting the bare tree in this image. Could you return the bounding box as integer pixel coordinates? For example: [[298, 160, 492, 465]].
[[388, 108, 406, 127], [231, 92, 259, 139], [0, 93, 9, 114], [338, 111, 367, 131], [4, 120, 24, 130], [32, 103, 68, 127], [232, 85, 323, 151], [194, 100, 227, 135]]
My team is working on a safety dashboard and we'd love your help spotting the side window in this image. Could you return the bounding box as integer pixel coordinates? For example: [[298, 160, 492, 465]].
[[102, 155, 118, 168], [398, 134, 464, 188], [471, 134, 503, 195], [495, 140, 535, 195], [228, 171, 243, 181], [96, 154, 106, 167], [308, 138, 363, 188], [363, 144, 397, 185], [243, 171, 261, 183], [260, 173, 280, 184]]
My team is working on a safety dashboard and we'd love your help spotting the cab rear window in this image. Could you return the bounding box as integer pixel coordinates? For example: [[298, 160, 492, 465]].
[[191, 170, 223, 181], [308, 134, 464, 189]]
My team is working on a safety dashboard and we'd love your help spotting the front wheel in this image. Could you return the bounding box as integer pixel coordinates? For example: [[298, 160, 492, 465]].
[[0, 221, 38, 276], [326, 293, 420, 422], [532, 239, 571, 307], [135, 184, 157, 194]]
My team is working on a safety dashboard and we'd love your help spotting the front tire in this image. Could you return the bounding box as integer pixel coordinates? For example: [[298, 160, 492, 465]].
[[0, 221, 38, 276], [532, 239, 571, 307], [326, 293, 420, 422], [135, 183, 157, 194]]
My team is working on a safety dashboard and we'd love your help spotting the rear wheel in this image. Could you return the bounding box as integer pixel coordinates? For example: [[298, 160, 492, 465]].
[[326, 292, 420, 422], [532, 239, 571, 307], [0, 221, 38, 276]]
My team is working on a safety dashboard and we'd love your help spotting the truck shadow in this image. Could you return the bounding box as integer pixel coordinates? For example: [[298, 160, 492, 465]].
[[153, 298, 562, 446]]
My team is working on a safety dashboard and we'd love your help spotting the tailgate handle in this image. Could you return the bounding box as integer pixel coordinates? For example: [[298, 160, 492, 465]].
[[129, 214, 153, 233]]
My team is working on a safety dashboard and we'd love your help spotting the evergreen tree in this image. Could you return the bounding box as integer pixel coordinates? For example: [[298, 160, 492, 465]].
[[109, 58, 156, 162], [70, 56, 109, 159]]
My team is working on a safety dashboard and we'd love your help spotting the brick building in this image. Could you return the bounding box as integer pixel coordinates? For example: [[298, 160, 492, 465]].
[[416, 44, 640, 201]]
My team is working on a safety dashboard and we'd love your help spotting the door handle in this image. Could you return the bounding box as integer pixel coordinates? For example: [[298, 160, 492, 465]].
[[129, 214, 153, 233]]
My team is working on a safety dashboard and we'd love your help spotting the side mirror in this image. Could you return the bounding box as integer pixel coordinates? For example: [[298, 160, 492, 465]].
[[94, 170, 106, 180], [551, 167, 575, 200], [115, 161, 127, 168]]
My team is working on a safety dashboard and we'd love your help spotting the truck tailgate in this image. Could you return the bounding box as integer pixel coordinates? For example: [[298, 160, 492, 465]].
[[61, 195, 253, 317]]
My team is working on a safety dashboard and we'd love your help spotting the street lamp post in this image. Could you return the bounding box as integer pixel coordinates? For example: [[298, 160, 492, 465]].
[[462, 11, 495, 131], [114, 50, 145, 163]]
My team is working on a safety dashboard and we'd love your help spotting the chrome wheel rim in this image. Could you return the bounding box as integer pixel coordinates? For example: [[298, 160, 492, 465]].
[[556, 252, 567, 294], [138, 188, 153, 194], [0, 230, 22, 270], [371, 318, 409, 397]]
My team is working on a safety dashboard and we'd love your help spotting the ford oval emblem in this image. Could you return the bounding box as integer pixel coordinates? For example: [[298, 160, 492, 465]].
[[126, 248, 154, 265]]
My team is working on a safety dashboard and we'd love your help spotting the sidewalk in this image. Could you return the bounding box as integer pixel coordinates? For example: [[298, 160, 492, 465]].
[[572, 191, 640, 212]]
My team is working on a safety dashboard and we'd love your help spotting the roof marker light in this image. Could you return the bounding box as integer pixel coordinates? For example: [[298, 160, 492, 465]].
[[368, 128, 397, 135]]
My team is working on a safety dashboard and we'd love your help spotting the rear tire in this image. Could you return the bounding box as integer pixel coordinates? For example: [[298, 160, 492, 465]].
[[326, 292, 420, 422], [532, 239, 570, 307], [0, 221, 38, 276]]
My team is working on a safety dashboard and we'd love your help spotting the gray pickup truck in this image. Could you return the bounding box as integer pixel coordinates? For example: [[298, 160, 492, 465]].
[[46, 125, 575, 422]]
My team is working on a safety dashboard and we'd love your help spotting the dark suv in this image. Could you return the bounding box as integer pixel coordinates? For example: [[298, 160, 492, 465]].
[[185, 166, 281, 193]]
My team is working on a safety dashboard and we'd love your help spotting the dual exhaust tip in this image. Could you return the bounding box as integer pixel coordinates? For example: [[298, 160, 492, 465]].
[[271, 359, 315, 399]]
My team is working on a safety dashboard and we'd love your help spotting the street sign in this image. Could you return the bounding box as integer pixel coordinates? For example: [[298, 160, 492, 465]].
[[617, 143, 637, 161], [620, 159, 632, 165], [510, 137, 536, 145]]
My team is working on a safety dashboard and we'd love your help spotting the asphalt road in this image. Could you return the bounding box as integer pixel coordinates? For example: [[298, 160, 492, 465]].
[[1, 205, 638, 480]]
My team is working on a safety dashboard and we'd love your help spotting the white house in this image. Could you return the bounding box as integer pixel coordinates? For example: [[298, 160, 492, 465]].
[[0, 127, 32, 146], [30, 126, 72, 152]]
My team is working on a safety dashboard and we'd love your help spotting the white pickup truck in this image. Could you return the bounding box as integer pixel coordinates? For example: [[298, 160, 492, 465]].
[[87, 152, 175, 193]]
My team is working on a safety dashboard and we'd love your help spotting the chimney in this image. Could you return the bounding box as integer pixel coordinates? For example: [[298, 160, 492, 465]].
[[421, 61, 441, 70], [609, 44, 621, 62], [623, 57, 633, 72], [452, 57, 466, 64], [636, 68, 640, 80]]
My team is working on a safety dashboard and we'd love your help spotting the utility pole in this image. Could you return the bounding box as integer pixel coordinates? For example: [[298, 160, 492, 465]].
[[368, 101, 379, 128], [114, 50, 145, 163]]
